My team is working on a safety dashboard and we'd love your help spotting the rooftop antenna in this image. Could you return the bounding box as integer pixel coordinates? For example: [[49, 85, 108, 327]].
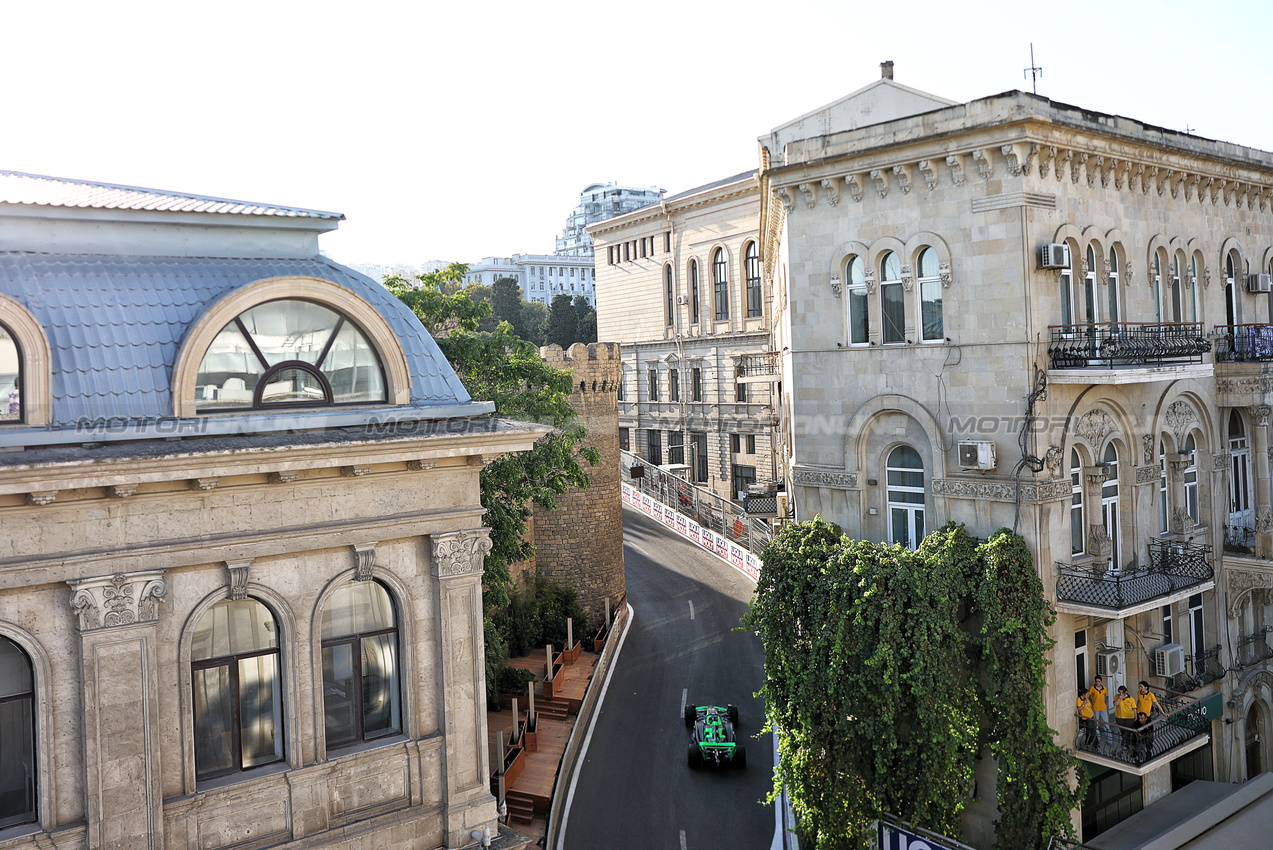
[[1023, 43, 1043, 95]]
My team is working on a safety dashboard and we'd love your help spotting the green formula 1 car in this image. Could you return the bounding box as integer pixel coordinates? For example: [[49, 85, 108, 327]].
[[684, 703, 746, 769]]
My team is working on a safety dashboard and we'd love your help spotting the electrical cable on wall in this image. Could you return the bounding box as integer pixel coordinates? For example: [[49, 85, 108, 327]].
[[1013, 366, 1048, 533]]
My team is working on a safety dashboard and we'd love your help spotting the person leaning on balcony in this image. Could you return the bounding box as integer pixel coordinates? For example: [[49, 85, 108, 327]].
[[1136, 680, 1161, 719], [1135, 711, 1154, 763], [1076, 691, 1096, 748], [1114, 685, 1138, 751], [1088, 675, 1112, 751]]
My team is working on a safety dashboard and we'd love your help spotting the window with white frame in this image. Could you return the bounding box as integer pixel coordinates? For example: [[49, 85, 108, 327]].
[[1171, 254, 1184, 322], [1230, 411, 1253, 543], [846, 256, 869, 345], [1060, 250, 1076, 327], [1152, 252, 1163, 324], [1188, 593, 1205, 658], [880, 252, 906, 344], [886, 445, 925, 549], [1188, 256, 1199, 322], [918, 247, 943, 341], [1107, 248, 1120, 325], [1183, 432, 1199, 523], [1071, 448, 1085, 556], [1101, 443, 1120, 571], [1226, 253, 1239, 327], [0, 323, 20, 423], [1159, 440, 1169, 535]]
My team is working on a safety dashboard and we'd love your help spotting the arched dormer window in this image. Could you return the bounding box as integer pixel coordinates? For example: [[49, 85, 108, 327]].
[[195, 299, 386, 411], [0, 324, 20, 423], [918, 247, 943, 341]]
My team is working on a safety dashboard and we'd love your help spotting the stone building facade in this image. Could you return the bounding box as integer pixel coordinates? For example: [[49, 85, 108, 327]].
[[0, 171, 541, 849], [591, 172, 779, 503], [761, 67, 1273, 841], [529, 343, 625, 624]]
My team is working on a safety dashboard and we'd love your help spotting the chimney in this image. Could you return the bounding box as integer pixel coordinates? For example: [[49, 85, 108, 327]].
[[881, 60, 894, 80]]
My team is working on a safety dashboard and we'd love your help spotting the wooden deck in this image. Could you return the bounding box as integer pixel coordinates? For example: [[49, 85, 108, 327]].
[[488, 649, 600, 844]]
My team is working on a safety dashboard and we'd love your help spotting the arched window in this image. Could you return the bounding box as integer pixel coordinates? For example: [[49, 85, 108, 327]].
[[1159, 440, 1169, 535], [1152, 252, 1164, 324], [191, 598, 284, 780], [1183, 433, 1199, 524], [886, 445, 925, 549], [1070, 449, 1084, 556], [195, 300, 386, 411], [918, 247, 943, 342], [1188, 255, 1199, 323], [689, 260, 700, 325], [1108, 247, 1120, 326], [320, 581, 401, 749], [1226, 253, 1239, 327], [712, 249, 729, 322], [744, 242, 762, 318], [1101, 443, 1120, 571], [1230, 412, 1253, 547], [880, 252, 906, 344], [0, 636, 35, 827], [1171, 254, 1184, 322], [664, 265, 674, 327], [1083, 246, 1098, 325], [1060, 247, 1076, 326], [0, 324, 19, 424], [846, 256, 869, 345]]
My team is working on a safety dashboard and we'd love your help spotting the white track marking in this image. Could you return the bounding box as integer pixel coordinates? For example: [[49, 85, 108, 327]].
[[680, 829, 688, 850], [688, 600, 695, 620], [680, 688, 687, 719]]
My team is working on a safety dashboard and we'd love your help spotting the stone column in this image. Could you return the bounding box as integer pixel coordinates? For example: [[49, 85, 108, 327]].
[[431, 528, 497, 847], [67, 570, 168, 850], [1250, 406, 1272, 558], [1083, 466, 1112, 562]]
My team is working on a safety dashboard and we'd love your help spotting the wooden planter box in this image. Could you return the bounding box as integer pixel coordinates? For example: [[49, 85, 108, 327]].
[[562, 641, 582, 664], [589, 627, 608, 654], [502, 743, 526, 787], [543, 662, 565, 699], [523, 718, 538, 752]]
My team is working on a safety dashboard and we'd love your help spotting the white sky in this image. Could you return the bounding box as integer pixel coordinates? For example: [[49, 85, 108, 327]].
[[3, 0, 1269, 268]]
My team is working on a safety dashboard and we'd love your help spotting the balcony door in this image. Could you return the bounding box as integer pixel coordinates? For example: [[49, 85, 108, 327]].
[[1102, 444, 1120, 572], [887, 445, 925, 550], [1230, 412, 1253, 540]]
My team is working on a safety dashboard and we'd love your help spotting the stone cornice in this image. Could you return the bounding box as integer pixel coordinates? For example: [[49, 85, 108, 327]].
[[931, 477, 1071, 503], [588, 177, 760, 239]]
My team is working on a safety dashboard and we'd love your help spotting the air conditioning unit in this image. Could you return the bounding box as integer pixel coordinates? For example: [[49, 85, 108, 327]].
[[1154, 643, 1186, 678], [676, 295, 687, 305], [957, 441, 996, 471], [1038, 243, 1071, 270], [1095, 649, 1124, 678], [1248, 273, 1272, 293]]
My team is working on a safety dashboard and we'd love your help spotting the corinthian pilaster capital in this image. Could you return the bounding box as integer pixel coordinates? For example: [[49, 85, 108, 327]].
[[431, 529, 493, 579], [67, 570, 168, 632]]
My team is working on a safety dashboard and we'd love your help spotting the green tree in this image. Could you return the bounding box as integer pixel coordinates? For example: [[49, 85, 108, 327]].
[[577, 311, 597, 343], [521, 300, 548, 346], [571, 294, 591, 321], [545, 293, 579, 349], [491, 277, 526, 332], [745, 520, 1085, 850]]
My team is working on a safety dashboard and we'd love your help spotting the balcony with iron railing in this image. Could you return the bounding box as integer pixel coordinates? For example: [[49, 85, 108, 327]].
[[1074, 685, 1209, 772], [1167, 645, 1226, 693], [1225, 523, 1255, 555], [1055, 541, 1214, 616], [1214, 324, 1273, 362], [736, 351, 779, 383], [1046, 322, 1211, 377], [1236, 626, 1273, 669]]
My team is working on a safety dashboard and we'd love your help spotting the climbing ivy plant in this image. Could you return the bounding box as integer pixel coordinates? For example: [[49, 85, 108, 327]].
[[745, 519, 1086, 850]]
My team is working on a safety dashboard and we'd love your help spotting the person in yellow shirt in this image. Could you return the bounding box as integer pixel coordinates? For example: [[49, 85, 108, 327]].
[[1076, 692, 1096, 749], [1088, 675, 1111, 751], [1137, 680, 1160, 718], [1113, 685, 1138, 752]]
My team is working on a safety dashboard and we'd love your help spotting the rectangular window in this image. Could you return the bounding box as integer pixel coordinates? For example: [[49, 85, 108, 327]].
[[624, 243, 630, 262], [735, 366, 747, 402], [647, 430, 663, 466], [731, 434, 741, 453], [921, 278, 944, 342], [1072, 458, 1085, 555], [640, 239, 646, 259], [692, 367, 702, 402], [882, 282, 906, 343], [647, 368, 659, 402], [665, 232, 672, 253], [1189, 593, 1204, 658], [747, 434, 756, 453], [669, 369, 679, 402], [694, 432, 708, 482], [619, 427, 629, 452], [616, 376, 625, 401], [732, 465, 756, 500], [669, 431, 684, 465], [848, 287, 869, 344], [715, 276, 729, 321], [1074, 630, 1087, 695], [1163, 605, 1173, 645], [607, 247, 614, 265]]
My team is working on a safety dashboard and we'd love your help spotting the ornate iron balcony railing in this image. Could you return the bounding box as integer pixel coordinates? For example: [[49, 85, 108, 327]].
[[1225, 523, 1255, 554], [1168, 644, 1225, 692], [1214, 324, 1273, 362], [1047, 322, 1210, 369], [1074, 685, 1207, 768], [1236, 626, 1273, 669], [1056, 541, 1212, 611], [737, 351, 779, 379]]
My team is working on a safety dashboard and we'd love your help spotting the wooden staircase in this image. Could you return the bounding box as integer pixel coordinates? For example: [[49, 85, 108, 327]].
[[535, 697, 573, 721], [505, 790, 536, 824]]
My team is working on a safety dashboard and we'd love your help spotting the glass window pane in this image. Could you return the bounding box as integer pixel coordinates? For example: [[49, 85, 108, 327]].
[[239, 654, 283, 768], [888, 445, 922, 469], [847, 257, 864, 286], [891, 509, 909, 545], [882, 284, 905, 343], [196, 322, 261, 410], [881, 252, 900, 282], [0, 697, 35, 827], [321, 581, 396, 639], [0, 639, 32, 698], [193, 665, 236, 779], [849, 289, 869, 344], [322, 323, 387, 404], [921, 278, 943, 341], [888, 470, 924, 489], [0, 325, 19, 423], [361, 633, 401, 739], [919, 247, 938, 279], [259, 367, 327, 405], [239, 301, 340, 366], [192, 599, 278, 661], [322, 642, 359, 748]]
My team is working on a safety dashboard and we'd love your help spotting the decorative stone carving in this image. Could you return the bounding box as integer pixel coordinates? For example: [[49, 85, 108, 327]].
[[900, 264, 914, 292], [1000, 143, 1024, 176], [225, 559, 251, 601], [190, 477, 219, 490], [1133, 162, 1146, 193], [829, 274, 842, 298], [1044, 445, 1064, 474], [1228, 568, 1273, 616], [1135, 465, 1160, 484], [1165, 400, 1196, 445], [1124, 260, 1134, 286], [1252, 405, 1272, 427], [1171, 506, 1195, 535], [845, 173, 864, 202], [1185, 173, 1200, 202], [972, 149, 993, 180], [863, 268, 877, 295], [892, 164, 913, 194], [1058, 149, 1073, 183], [820, 178, 839, 206], [1083, 465, 1110, 488], [792, 467, 858, 489], [342, 465, 370, 477], [68, 570, 168, 632], [930, 478, 1069, 503], [108, 484, 137, 498], [1087, 524, 1112, 558], [1169, 452, 1195, 474], [777, 188, 794, 214], [431, 529, 493, 578], [1213, 453, 1231, 471], [945, 154, 966, 187], [27, 491, 57, 506], [918, 159, 937, 190], [407, 459, 437, 471], [798, 183, 816, 209], [1204, 266, 1212, 288], [270, 470, 299, 484], [1157, 168, 1172, 197], [1075, 410, 1116, 447], [1258, 506, 1273, 534], [869, 169, 889, 198], [1142, 434, 1155, 465], [1113, 159, 1128, 190], [352, 543, 378, 582], [1038, 145, 1056, 178], [939, 261, 952, 288]]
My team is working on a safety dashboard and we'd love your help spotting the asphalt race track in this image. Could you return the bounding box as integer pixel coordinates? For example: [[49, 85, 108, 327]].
[[559, 506, 774, 849]]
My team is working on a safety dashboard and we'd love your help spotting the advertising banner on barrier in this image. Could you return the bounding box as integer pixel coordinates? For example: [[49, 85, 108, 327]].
[[622, 483, 763, 584]]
